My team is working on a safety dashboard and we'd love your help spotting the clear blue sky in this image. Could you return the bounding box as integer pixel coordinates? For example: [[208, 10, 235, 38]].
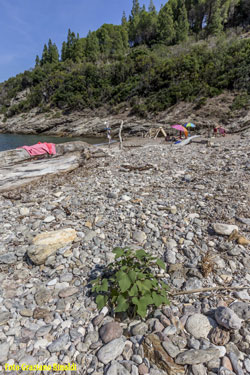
[[0, 0, 164, 83]]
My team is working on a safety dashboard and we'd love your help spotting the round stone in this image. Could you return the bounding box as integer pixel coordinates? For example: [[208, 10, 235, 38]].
[[185, 314, 215, 339]]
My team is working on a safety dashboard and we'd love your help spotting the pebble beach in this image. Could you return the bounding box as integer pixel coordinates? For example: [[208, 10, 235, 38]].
[[0, 132, 249, 375]]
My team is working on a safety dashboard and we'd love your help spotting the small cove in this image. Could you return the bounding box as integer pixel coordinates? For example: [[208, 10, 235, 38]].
[[0, 133, 107, 152]]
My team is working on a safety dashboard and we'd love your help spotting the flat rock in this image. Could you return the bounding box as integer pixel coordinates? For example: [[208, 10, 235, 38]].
[[215, 307, 242, 330], [143, 333, 185, 374], [213, 223, 238, 236], [34, 288, 52, 306], [27, 228, 77, 265], [58, 287, 78, 298], [0, 342, 9, 363], [229, 301, 250, 320], [131, 322, 148, 336], [132, 231, 147, 243], [0, 311, 12, 326], [105, 361, 130, 375], [185, 314, 214, 339], [175, 348, 220, 365], [47, 334, 69, 353], [97, 337, 126, 364], [0, 253, 17, 264]]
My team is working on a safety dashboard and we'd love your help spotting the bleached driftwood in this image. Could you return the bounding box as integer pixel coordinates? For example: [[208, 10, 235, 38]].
[[0, 152, 83, 193], [154, 127, 167, 139], [119, 120, 124, 150], [0, 141, 102, 193], [0, 141, 91, 168]]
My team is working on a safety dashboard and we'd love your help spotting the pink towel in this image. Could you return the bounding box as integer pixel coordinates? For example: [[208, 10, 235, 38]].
[[20, 142, 56, 156]]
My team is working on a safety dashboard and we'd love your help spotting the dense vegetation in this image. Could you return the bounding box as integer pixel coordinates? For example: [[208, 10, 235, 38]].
[[0, 0, 250, 118]]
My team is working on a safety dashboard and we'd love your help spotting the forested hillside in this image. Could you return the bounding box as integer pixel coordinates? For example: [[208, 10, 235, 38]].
[[0, 0, 250, 120]]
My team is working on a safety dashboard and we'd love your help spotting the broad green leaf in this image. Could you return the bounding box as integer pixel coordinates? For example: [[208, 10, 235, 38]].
[[156, 259, 166, 270], [111, 295, 118, 303], [136, 280, 143, 292], [160, 280, 169, 290], [140, 294, 153, 306], [143, 279, 153, 290], [100, 278, 109, 292], [137, 302, 147, 318], [152, 292, 164, 307], [113, 247, 124, 259], [121, 266, 128, 271], [128, 270, 137, 282], [128, 284, 138, 297], [132, 296, 139, 306], [135, 249, 147, 259], [137, 272, 145, 280], [115, 295, 129, 312], [116, 270, 125, 281], [118, 273, 131, 293], [151, 279, 158, 287], [96, 294, 107, 310]]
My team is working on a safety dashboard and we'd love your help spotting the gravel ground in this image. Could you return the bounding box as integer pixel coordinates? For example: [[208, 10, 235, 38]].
[[0, 132, 249, 375]]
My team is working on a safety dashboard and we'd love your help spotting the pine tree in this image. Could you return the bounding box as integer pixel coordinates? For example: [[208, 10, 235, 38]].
[[61, 41, 67, 62], [41, 44, 49, 65], [148, 0, 156, 13], [129, 0, 142, 45], [131, 0, 141, 19], [121, 11, 127, 26], [35, 55, 40, 67], [207, 0, 223, 36], [137, 9, 158, 45], [157, 3, 176, 45], [50, 43, 59, 63], [85, 31, 100, 62], [176, 0, 189, 42]]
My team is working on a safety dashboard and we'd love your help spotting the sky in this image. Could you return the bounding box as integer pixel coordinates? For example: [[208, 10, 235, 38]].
[[0, 0, 164, 83]]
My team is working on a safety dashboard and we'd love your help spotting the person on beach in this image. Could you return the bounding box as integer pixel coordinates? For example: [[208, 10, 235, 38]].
[[165, 133, 171, 142], [219, 127, 226, 137], [104, 121, 112, 147]]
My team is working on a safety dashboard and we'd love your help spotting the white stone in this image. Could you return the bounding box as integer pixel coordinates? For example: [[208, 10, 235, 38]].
[[19, 207, 29, 216], [47, 278, 57, 286], [27, 228, 77, 265], [43, 215, 56, 223], [121, 195, 131, 201], [211, 345, 226, 357], [185, 314, 214, 339], [213, 223, 238, 236], [100, 306, 109, 316], [34, 339, 50, 349]]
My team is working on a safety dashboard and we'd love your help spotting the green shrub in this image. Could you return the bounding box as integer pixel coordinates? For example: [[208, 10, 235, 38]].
[[91, 247, 169, 319], [231, 92, 250, 111]]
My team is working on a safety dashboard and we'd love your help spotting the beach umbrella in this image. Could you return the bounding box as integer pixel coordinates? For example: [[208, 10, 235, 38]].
[[171, 124, 188, 138], [184, 122, 195, 128]]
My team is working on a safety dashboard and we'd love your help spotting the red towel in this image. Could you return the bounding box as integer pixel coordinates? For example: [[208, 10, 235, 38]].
[[20, 142, 56, 156]]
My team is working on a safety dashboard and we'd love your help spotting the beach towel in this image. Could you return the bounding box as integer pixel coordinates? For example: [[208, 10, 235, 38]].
[[20, 142, 56, 156]]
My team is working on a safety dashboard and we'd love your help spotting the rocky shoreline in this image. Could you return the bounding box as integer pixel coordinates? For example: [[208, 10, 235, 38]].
[[0, 132, 249, 375], [1, 91, 250, 138]]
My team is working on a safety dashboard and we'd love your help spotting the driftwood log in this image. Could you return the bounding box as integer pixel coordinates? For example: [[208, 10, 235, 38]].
[[0, 141, 105, 193]]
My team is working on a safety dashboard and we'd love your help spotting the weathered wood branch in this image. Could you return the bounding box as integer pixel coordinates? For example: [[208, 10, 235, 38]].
[[170, 285, 249, 297]]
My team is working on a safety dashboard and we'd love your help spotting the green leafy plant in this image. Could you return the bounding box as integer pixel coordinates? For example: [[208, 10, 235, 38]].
[[91, 247, 169, 319]]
